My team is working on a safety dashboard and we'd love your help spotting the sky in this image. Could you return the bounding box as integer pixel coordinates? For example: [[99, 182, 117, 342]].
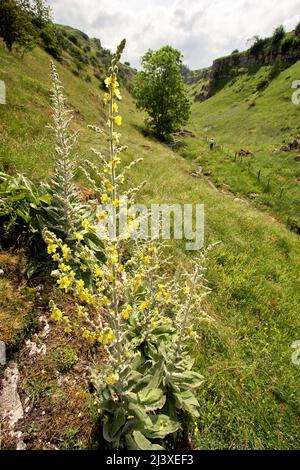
[[48, 0, 300, 69]]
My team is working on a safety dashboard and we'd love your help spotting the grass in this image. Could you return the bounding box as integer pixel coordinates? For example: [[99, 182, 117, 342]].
[[1, 39, 300, 449]]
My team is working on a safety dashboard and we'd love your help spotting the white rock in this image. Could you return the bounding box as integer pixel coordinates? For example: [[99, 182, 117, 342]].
[[0, 362, 24, 427]]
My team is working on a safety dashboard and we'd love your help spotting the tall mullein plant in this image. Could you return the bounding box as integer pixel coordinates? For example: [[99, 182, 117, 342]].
[[43, 41, 211, 449], [47, 62, 84, 238]]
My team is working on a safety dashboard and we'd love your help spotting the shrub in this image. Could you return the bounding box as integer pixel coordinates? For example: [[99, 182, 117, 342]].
[[249, 36, 267, 56], [68, 33, 79, 46], [256, 77, 269, 91], [268, 60, 284, 80], [281, 35, 299, 53], [40, 27, 62, 60], [295, 21, 300, 37]]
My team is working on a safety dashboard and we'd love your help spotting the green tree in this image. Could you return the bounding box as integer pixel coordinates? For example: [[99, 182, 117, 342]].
[[0, 0, 34, 52], [133, 45, 191, 138]]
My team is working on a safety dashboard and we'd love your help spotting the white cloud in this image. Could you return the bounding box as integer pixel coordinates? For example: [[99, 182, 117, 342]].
[[48, 0, 300, 69]]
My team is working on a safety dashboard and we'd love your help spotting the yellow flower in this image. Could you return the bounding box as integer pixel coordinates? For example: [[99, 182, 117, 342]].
[[51, 307, 63, 322], [76, 279, 85, 291], [193, 422, 200, 436], [139, 299, 150, 312], [97, 210, 108, 222], [114, 88, 122, 100], [61, 244, 71, 260], [58, 263, 71, 272], [164, 291, 171, 301], [113, 102, 119, 112], [47, 243, 58, 254], [155, 291, 163, 301], [94, 266, 103, 277], [118, 175, 125, 184], [103, 92, 110, 104], [100, 193, 110, 204], [104, 75, 119, 89], [133, 273, 142, 290], [114, 115, 122, 126], [99, 328, 115, 345], [121, 304, 133, 320], [57, 274, 73, 292], [112, 199, 119, 207], [104, 180, 114, 192], [78, 288, 95, 305], [75, 232, 84, 242], [105, 373, 119, 385], [82, 219, 91, 231], [109, 157, 121, 166]]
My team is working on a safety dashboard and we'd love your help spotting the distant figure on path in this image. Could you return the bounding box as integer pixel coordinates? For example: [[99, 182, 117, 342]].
[[209, 138, 215, 150]]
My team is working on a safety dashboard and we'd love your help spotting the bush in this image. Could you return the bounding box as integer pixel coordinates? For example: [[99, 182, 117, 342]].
[[268, 60, 283, 80], [281, 35, 299, 53], [295, 22, 300, 37], [40, 27, 62, 60], [68, 33, 79, 46], [249, 36, 268, 56]]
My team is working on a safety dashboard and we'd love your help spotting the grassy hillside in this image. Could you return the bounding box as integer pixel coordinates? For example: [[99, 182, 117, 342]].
[[1, 38, 300, 449], [183, 62, 300, 231]]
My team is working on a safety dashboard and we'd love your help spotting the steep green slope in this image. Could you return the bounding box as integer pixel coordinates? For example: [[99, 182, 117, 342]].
[[183, 62, 300, 229], [1, 39, 300, 449]]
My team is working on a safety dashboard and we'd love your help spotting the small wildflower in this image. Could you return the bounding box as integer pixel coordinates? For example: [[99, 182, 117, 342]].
[[100, 193, 110, 204], [121, 304, 133, 320], [114, 88, 122, 100], [47, 243, 58, 254], [82, 219, 91, 231], [75, 232, 84, 242], [51, 307, 63, 322], [76, 279, 85, 291], [105, 373, 119, 385], [103, 92, 110, 104], [58, 263, 71, 272], [62, 244, 71, 260]]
